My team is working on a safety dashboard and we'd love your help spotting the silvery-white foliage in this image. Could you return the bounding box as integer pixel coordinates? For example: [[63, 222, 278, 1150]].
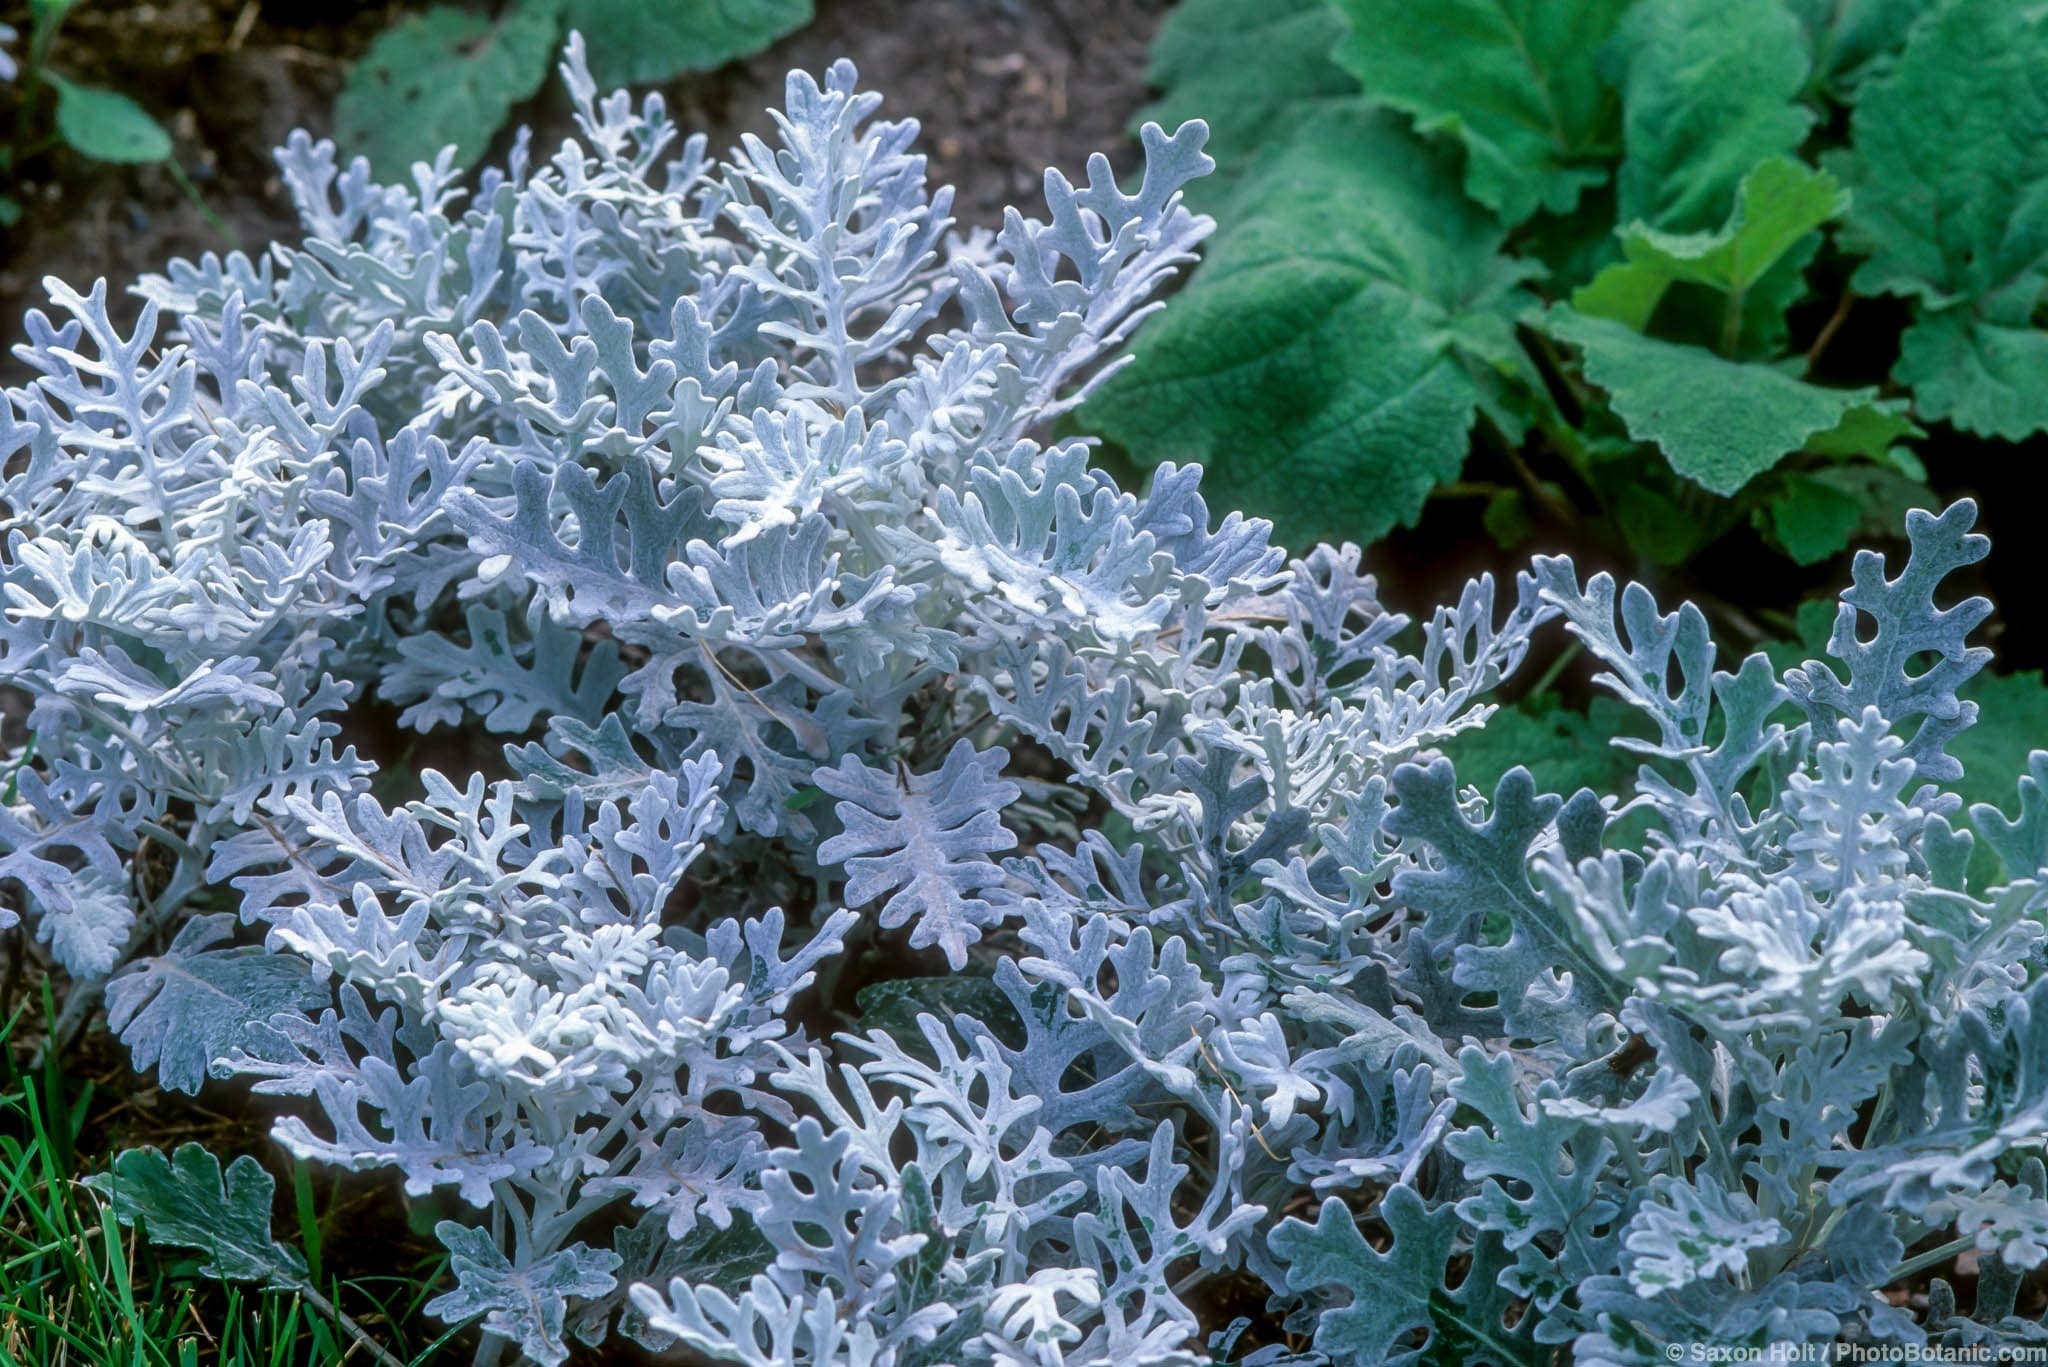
[[1257, 502, 2048, 1365], [6, 31, 2048, 1367]]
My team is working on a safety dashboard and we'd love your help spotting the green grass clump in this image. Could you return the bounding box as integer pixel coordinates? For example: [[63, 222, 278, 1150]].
[[0, 998, 456, 1366]]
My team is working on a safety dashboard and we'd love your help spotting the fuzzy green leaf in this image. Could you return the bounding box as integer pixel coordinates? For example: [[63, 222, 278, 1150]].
[[1839, 0, 2048, 437], [1574, 157, 1847, 335], [1443, 693, 1647, 805], [1614, 483, 1714, 566], [1787, 0, 1932, 101], [565, 0, 811, 90], [50, 77, 171, 164], [1329, 0, 1629, 226], [1549, 310, 1896, 495], [1086, 104, 1534, 550], [1134, 0, 1357, 210], [84, 1144, 306, 1288], [333, 0, 564, 179], [1894, 311, 2048, 441], [1769, 473, 1866, 565], [1607, 0, 1815, 232], [1951, 669, 2048, 829], [1802, 403, 1922, 460]]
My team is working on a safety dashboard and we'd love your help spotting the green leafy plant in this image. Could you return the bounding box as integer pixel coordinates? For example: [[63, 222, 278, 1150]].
[[0, 1006, 455, 1365], [334, 0, 813, 178], [0, 0, 177, 226], [1087, 0, 2015, 574]]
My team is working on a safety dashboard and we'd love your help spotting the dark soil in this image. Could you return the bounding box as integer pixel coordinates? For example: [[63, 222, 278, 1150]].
[[0, 1, 396, 335]]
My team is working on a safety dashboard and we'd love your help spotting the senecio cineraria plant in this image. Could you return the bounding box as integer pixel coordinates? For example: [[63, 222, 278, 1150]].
[[2, 36, 2047, 1367]]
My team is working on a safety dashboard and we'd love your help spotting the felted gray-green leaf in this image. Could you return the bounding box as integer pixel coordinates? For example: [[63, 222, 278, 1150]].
[[102, 913, 330, 1095], [85, 1144, 306, 1287]]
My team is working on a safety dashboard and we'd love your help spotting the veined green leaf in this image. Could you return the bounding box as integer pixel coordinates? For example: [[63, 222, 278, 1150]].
[[1574, 157, 1847, 338], [566, 0, 811, 90], [1838, 0, 2048, 438], [1329, 0, 1630, 227], [333, 0, 564, 179], [1135, 0, 1357, 210], [1769, 472, 1866, 565], [1785, 0, 1932, 102], [1607, 0, 1814, 232], [50, 77, 172, 164], [1548, 309, 1899, 495]]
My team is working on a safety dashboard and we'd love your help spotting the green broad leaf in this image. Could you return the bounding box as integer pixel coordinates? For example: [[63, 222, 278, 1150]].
[[1606, 0, 1815, 233], [84, 1144, 306, 1288], [1894, 310, 2048, 442], [1085, 104, 1537, 551], [1328, 0, 1629, 227], [1803, 401, 1921, 460], [1442, 693, 1647, 809], [1951, 668, 2048, 877], [1610, 480, 1720, 566], [333, 0, 564, 179], [566, 0, 811, 90], [1574, 158, 1847, 336], [1838, 0, 2048, 438], [1133, 0, 1358, 211], [49, 77, 172, 164], [1767, 473, 1866, 565], [1786, 0, 1932, 103], [1548, 309, 1894, 496], [1481, 488, 1534, 550], [856, 973, 1021, 1049]]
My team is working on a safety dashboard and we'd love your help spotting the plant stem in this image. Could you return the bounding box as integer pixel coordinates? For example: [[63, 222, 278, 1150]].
[[1526, 641, 1584, 699], [293, 1279, 408, 1367], [1885, 1234, 1975, 1287], [165, 160, 239, 249], [1803, 290, 1857, 377]]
